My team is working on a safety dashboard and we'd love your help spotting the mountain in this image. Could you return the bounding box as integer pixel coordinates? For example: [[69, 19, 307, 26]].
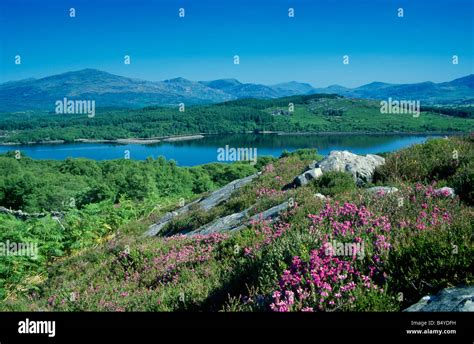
[[201, 79, 282, 99], [270, 81, 316, 95], [0, 69, 234, 111], [314, 75, 474, 105], [0, 69, 472, 112]]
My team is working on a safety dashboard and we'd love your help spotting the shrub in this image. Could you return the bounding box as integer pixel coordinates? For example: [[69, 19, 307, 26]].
[[310, 171, 356, 196], [450, 161, 474, 205], [373, 137, 473, 184], [280, 148, 322, 162]]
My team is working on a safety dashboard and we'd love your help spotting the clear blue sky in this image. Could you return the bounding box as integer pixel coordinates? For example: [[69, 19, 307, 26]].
[[0, 0, 472, 87]]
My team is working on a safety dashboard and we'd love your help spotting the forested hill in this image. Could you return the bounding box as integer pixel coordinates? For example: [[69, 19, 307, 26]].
[[1, 94, 473, 144]]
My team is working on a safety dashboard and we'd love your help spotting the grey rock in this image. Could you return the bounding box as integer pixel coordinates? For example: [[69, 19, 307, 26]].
[[187, 208, 252, 236], [293, 167, 323, 187], [317, 151, 385, 185], [366, 186, 399, 195], [199, 173, 259, 211], [404, 286, 474, 312], [0, 206, 63, 220], [189, 201, 290, 236], [434, 187, 456, 198], [314, 193, 327, 200], [144, 172, 260, 236]]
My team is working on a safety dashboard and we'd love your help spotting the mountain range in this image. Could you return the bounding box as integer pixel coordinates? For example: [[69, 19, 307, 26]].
[[0, 69, 472, 111]]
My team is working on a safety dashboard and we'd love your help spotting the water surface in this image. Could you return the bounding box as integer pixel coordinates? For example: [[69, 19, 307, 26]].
[[0, 134, 442, 166]]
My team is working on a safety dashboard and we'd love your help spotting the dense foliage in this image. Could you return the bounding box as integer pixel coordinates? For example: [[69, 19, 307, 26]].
[[0, 154, 257, 212]]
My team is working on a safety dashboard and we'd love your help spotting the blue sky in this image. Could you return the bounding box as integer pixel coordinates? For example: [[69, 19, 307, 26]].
[[0, 0, 472, 87]]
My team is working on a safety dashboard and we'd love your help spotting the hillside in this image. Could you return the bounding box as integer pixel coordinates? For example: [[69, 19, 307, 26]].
[[0, 69, 472, 112], [0, 136, 472, 311], [1, 94, 473, 144], [322, 75, 474, 105]]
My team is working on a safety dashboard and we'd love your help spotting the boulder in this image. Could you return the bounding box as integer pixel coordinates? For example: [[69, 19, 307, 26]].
[[404, 286, 474, 312], [318, 151, 385, 185], [293, 167, 323, 187]]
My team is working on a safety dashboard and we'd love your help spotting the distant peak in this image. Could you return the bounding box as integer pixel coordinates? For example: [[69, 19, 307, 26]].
[[219, 78, 242, 84], [69, 68, 111, 75], [204, 78, 242, 85], [165, 77, 190, 83]]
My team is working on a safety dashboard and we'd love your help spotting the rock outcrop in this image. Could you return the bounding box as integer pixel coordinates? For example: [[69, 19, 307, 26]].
[[146, 151, 387, 237], [293, 167, 323, 187], [145, 172, 260, 237], [318, 151, 385, 185], [286, 151, 386, 189], [404, 286, 474, 312], [189, 201, 289, 236], [0, 206, 63, 220]]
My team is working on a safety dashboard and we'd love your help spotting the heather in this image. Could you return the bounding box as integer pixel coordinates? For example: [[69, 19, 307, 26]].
[[1, 137, 473, 312]]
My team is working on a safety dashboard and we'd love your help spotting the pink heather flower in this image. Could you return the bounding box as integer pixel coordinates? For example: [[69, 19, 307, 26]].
[[264, 163, 274, 173], [285, 290, 295, 304]]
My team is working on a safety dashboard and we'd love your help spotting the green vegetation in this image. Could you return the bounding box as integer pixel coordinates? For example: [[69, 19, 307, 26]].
[[0, 153, 258, 300], [310, 171, 356, 196], [1, 94, 473, 144], [0, 137, 472, 311], [374, 135, 474, 204]]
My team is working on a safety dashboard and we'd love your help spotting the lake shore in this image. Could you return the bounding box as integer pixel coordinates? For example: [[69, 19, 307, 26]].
[[0, 134, 206, 146], [0, 131, 463, 147], [0, 133, 445, 164]]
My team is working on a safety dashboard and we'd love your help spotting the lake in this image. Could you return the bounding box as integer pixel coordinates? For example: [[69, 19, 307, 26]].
[[0, 134, 442, 166]]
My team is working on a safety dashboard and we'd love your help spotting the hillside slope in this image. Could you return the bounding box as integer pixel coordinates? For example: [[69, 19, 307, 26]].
[[1, 94, 473, 144]]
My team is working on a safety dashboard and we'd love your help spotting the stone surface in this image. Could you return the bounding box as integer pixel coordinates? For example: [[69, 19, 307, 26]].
[[317, 151, 385, 185], [0, 206, 63, 220], [189, 201, 290, 236], [314, 193, 327, 200], [293, 167, 323, 187], [434, 187, 456, 198], [366, 186, 399, 195], [144, 172, 260, 236], [404, 286, 474, 312]]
